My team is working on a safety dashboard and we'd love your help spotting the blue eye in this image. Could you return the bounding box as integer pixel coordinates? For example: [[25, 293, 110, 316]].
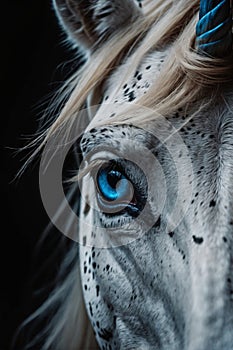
[[97, 167, 133, 203], [95, 160, 147, 216]]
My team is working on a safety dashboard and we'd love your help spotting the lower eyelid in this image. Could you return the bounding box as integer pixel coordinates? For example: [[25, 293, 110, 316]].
[[96, 192, 139, 215]]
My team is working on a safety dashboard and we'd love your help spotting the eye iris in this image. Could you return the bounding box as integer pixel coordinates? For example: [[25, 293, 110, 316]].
[[97, 168, 129, 202]]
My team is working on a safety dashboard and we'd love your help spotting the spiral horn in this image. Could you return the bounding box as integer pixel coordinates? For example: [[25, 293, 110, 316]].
[[196, 0, 233, 57]]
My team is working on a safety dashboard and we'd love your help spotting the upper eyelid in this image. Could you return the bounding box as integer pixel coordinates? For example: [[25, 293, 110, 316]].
[[80, 150, 124, 179], [89, 159, 131, 181]]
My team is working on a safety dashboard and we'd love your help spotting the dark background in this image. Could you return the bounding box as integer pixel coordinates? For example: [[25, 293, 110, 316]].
[[1, 1, 79, 348]]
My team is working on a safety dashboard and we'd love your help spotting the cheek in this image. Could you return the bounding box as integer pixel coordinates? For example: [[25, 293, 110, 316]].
[[80, 247, 113, 319], [79, 246, 134, 323], [79, 246, 120, 346]]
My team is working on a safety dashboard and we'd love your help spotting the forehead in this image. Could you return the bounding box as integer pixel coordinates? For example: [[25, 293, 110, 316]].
[[85, 50, 168, 126], [81, 103, 217, 158], [81, 81, 233, 160]]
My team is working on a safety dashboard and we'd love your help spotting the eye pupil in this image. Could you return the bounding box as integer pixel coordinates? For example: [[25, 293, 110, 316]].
[[107, 170, 122, 189]]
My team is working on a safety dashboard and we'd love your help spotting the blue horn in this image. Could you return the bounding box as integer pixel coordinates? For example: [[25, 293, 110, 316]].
[[196, 0, 233, 57]]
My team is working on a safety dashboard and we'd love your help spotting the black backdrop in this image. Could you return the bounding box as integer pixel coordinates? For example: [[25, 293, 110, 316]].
[[2, 1, 78, 348]]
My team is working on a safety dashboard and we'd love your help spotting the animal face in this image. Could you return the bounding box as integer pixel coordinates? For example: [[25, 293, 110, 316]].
[[78, 79, 233, 349], [46, 1, 233, 349]]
